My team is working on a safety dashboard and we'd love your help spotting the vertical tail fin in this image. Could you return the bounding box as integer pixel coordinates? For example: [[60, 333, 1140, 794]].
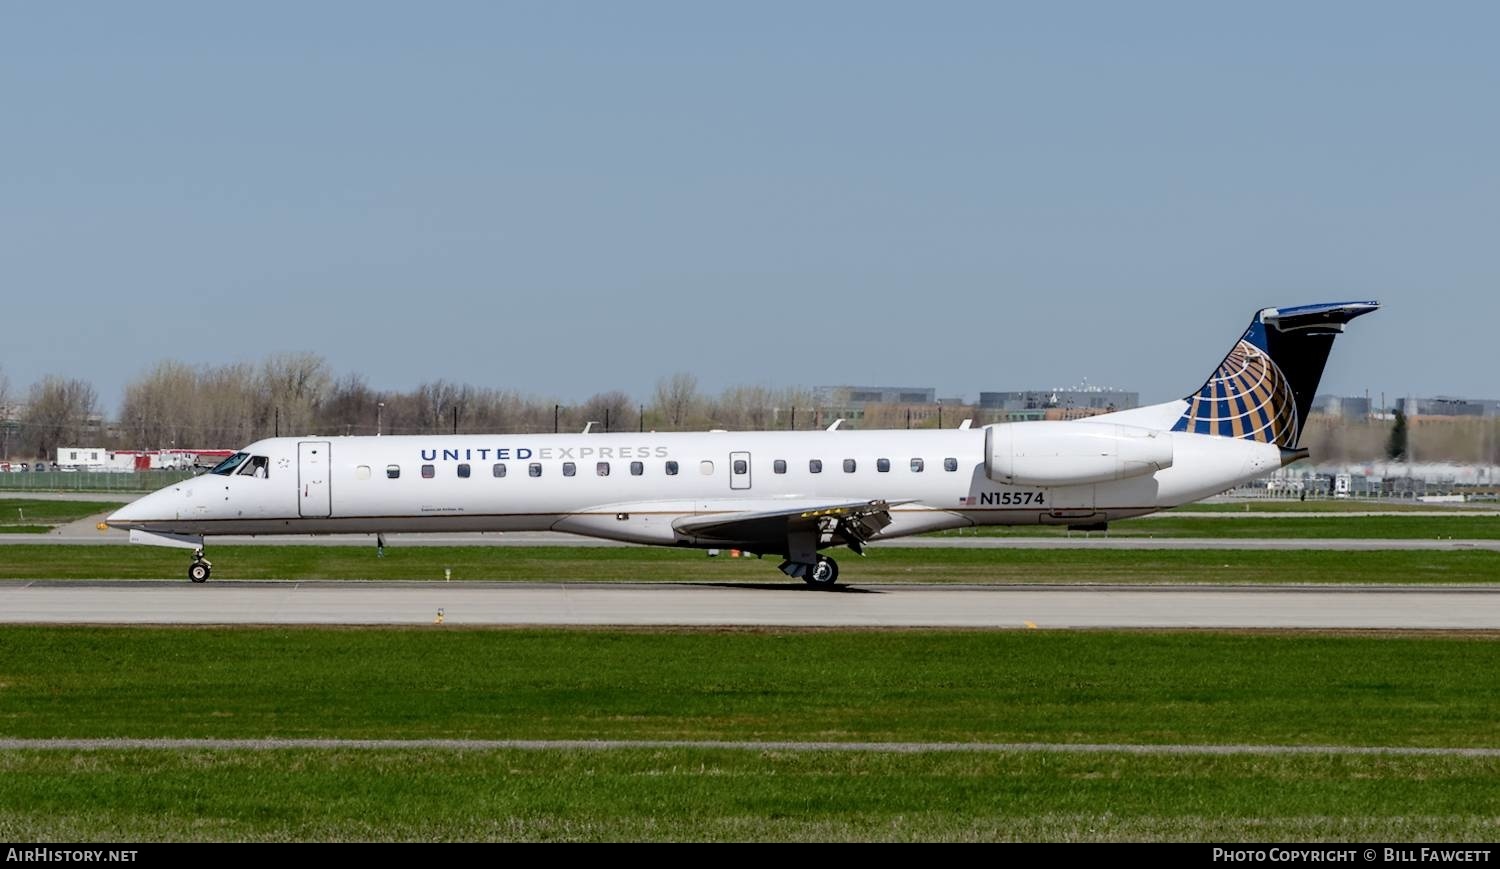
[[1172, 301, 1379, 448]]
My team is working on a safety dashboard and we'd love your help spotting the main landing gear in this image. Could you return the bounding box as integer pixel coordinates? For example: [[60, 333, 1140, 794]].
[[806, 556, 839, 587], [778, 555, 840, 588], [188, 550, 213, 583]]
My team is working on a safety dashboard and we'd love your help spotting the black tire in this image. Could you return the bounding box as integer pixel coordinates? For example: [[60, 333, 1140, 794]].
[[803, 556, 839, 587], [189, 562, 210, 583]]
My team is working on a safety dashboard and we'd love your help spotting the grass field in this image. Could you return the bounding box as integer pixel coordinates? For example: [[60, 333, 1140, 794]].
[[1173, 500, 1488, 513], [2, 627, 1500, 841], [3, 628, 1497, 745], [1, 543, 1497, 584], [0, 499, 121, 534], [945, 514, 1500, 538], [3, 748, 1497, 841]]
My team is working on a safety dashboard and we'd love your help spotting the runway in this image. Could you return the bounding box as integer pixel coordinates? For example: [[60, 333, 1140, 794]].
[[4, 581, 1498, 629]]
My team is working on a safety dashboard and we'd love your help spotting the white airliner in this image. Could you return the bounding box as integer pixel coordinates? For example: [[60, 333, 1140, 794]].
[[109, 301, 1378, 585]]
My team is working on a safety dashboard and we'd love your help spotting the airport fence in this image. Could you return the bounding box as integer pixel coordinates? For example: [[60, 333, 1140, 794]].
[[0, 470, 199, 493]]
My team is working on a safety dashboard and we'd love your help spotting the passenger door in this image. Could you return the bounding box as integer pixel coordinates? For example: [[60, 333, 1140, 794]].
[[298, 441, 332, 518], [729, 451, 752, 491]]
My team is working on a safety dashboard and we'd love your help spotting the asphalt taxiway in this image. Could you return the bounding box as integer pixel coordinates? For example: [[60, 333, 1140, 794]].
[[3, 581, 1497, 629]]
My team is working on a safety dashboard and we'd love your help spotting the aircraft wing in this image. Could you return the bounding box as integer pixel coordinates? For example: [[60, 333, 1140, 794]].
[[672, 498, 909, 553]]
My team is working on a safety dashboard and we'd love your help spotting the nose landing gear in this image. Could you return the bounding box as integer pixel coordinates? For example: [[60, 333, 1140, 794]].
[[188, 550, 213, 583]]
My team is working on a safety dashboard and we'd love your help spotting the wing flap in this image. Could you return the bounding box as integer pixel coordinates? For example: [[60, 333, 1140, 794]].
[[672, 498, 908, 551]]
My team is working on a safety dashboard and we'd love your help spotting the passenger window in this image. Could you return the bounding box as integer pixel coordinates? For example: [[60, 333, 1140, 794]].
[[457, 463, 471, 478], [773, 459, 787, 474], [529, 463, 542, 477], [809, 459, 822, 473], [877, 458, 890, 473], [630, 461, 644, 476], [563, 462, 576, 477], [597, 462, 610, 476], [699, 460, 714, 475], [386, 465, 401, 479], [421, 464, 435, 479], [733, 459, 748, 474], [910, 458, 924, 473], [665, 461, 679, 476], [493, 463, 507, 478], [843, 459, 856, 473], [944, 457, 958, 472], [356, 465, 371, 480]]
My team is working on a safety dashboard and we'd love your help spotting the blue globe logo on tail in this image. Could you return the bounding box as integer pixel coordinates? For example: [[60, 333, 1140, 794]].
[[1172, 338, 1299, 446], [1170, 302, 1379, 450]]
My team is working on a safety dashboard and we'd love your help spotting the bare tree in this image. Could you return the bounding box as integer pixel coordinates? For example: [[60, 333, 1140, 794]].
[[414, 380, 468, 433], [0, 367, 12, 459], [22, 376, 99, 459], [711, 385, 776, 430], [119, 360, 200, 449], [468, 387, 530, 433], [579, 390, 637, 432], [652, 372, 701, 430], [319, 373, 378, 435], [774, 386, 818, 429], [260, 352, 331, 436], [198, 363, 260, 445]]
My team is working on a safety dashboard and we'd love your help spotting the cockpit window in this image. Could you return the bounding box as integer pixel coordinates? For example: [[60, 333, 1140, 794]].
[[210, 453, 249, 476], [235, 455, 270, 478]]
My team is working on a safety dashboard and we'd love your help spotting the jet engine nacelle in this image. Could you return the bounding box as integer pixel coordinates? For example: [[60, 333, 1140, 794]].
[[984, 421, 1174, 487]]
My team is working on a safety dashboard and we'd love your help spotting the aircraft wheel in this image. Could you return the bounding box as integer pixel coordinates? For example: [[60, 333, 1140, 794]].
[[189, 561, 211, 583], [803, 556, 839, 587]]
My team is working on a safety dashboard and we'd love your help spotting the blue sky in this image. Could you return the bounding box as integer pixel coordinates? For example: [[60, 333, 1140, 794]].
[[3, 2, 1496, 410]]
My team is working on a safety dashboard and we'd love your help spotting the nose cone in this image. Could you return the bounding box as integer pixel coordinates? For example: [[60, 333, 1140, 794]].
[[105, 500, 145, 529], [106, 488, 179, 529]]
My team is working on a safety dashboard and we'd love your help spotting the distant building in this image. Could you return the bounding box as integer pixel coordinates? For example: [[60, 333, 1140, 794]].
[[814, 386, 937, 407], [1311, 395, 1373, 421], [812, 383, 1144, 426], [979, 388, 1138, 412], [977, 387, 1137, 424], [814, 386, 938, 424], [808, 386, 985, 428], [54, 447, 109, 469], [1397, 396, 1500, 418], [55, 448, 236, 472]]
